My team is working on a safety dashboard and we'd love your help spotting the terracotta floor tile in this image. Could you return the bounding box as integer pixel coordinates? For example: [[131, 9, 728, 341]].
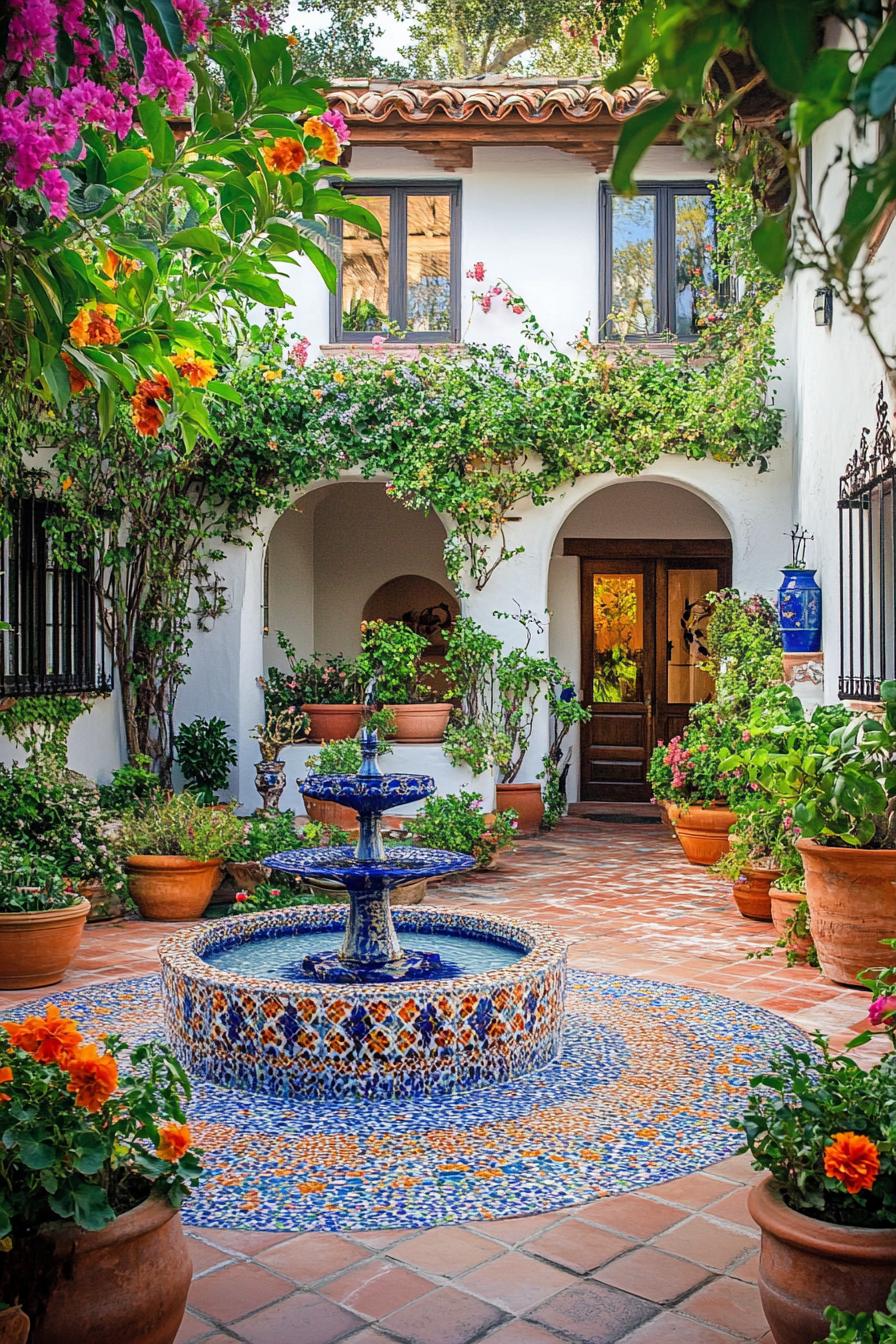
[[342, 1332, 401, 1344], [188, 1236, 234, 1274], [458, 1250, 576, 1313], [198, 1228, 293, 1256], [592, 1247, 711, 1303], [352, 1228, 415, 1251], [649, 1175, 736, 1210], [380, 1285, 504, 1344], [529, 1279, 658, 1343], [730, 1251, 760, 1284], [576, 1194, 687, 1240], [256, 1231, 370, 1284], [705, 1153, 760, 1183], [390, 1226, 500, 1276], [653, 1217, 758, 1271], [237, 1290, 362, 1344], [704, 1186, 759, 1229], [320, 1262, 434, 1317], [187, 1261, 293, 1324], [526, 1218, 631, 1273], [621, 1313, 745, 1343], [174, 1310, 212, 1342], [477, 1324, 567, 1344], [679, 1277, 769, 1338], [470, 1211, 563, 1245]]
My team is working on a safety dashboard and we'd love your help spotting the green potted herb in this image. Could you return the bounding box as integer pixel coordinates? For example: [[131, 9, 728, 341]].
[[225, 811, 301, 892], [119, 794, 243, 921], [357, 619, 449, 742], [264, 632, 363, 742], [173, 716, 237, 806], [0, 844, 89, 990], [412, 790, 518, 870]]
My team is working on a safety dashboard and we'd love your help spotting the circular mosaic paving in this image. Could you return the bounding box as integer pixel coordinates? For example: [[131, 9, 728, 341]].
[[8, 972, 807, 1233]]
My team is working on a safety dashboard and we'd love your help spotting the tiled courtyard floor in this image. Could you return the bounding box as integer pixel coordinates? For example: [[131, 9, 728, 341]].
[[2, 818, 877, 1344]]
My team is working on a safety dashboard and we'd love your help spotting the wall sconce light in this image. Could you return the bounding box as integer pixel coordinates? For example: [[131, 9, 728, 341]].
[[814, 286, 833, 327]]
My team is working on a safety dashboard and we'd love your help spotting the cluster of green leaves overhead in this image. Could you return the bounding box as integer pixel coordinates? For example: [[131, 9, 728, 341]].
[[5, 23, 381, 446]]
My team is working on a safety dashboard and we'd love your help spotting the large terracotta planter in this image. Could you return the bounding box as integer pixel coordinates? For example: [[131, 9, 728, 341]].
[[303, 794, 358, 830], [126, 855, 222, 921], [731, 866, 779, 922], [386, 703, 452, 743], [27, 1194, 191, 1344], [673, 803, 736, 867], [0, 899, 90, 990], [496, 782, 543, 837], [749, 1176, 896, 1344], [302, 703, 363, 742], [770, 889, 815, 960], [797, 838, 896, 985]]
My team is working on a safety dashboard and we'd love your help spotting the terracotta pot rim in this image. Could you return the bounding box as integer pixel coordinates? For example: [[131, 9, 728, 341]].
[[384, 702, 453, 711], [749, 1177, 896, 1259], [796, 837, 896, 861], [496, 782, 543, 793], [742, 865, 783, 879], [126, 855, 223, 872], [301, 702, 364, 712], [39, 1190, 177, 1254], [0, 898, 90, 925]]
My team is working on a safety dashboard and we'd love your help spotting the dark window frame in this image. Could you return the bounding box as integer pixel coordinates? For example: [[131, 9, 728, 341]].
[[598, 180, 716, 341], [331, 181, 462, 343], [0, 496, 112, 697]]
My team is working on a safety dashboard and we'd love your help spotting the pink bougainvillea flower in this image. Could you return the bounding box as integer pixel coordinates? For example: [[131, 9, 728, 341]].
[[869, 995, 896, 1027], [236, 3, 270, 33], [466, 261, 486, 282], [138, 25, 194, 115], [174, 0, 209, 44], [321, 107, 350, 144], [7, 0, 57, 74], [289, 336, 311, 368]]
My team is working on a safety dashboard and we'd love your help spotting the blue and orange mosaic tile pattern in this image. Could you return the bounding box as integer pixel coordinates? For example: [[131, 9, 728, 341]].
[[159, 907, 568, 1101], [10, 970, 810, 1234]]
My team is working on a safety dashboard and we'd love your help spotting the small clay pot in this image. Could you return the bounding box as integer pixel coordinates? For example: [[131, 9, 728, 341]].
[[673, 804, 736, 867], [126, 856, 222, 921], [495, 782, 543, 837], [797, 838, 896, 985], [770, 889, 815, 960], [225, 861, 270, 894], [731, 866, 779, 922], [78, 879, 125, 923], [302, 794, 358, 831], [386, 703, 452, 743], [0, 899, 90, 989], [749, 1176, 896, 1344], [27, 1193, 191, 1344], [302, 704, 364, 742]]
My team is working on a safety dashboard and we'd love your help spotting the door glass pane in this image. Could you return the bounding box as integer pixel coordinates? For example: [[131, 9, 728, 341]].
[[342, 195, 390, 332], [592, 574, 644, 703], [674, 194, 715, 337], [610, 195, 657, 335], [406, 194, 452, 331], [667, 568, 717, 703]]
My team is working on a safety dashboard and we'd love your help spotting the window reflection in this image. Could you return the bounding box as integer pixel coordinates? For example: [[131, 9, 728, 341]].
[[407, 194, 451, 331], [592, 574, 644, 703], [610, 196, 656, 335], [342, 195, 390, 332], [674, 194, 715, 337], [667, 569, 716, 703]]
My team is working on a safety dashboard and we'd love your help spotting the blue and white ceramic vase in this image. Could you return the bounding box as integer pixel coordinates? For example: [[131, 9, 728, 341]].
[[777, 568, 822, 653]]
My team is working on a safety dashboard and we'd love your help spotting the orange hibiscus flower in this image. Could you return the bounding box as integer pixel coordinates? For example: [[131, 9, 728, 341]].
[[823, 1132, 880, 1195], [101, 250, 140, 283], [157, 1121, 192, 1162], [130, 374, 172, 437], [171, 350, 217, 388], [65, 1043, 119, 1112], [61, 352, 89, 395], [0, 1066, 12, 1103], [2, 1005, 82, 1066], [302, 117, 340, 163], [262, 137, 306, 174], [69, 303, 120, 348]]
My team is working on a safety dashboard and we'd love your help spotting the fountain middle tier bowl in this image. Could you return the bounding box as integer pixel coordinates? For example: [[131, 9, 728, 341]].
[[299, 771, 435, 813], [263, 844, 477, 889], [159, 907, 567, 1101]]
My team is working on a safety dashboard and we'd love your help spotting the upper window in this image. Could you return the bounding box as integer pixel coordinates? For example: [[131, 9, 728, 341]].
[[1, 497, 111, 697], [599, 183, 716, 340], [333, 183, 461, 342]]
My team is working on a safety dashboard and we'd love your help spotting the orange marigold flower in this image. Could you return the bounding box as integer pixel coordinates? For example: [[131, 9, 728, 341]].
[[263, 137, 306, 174], [69, 303, 120, 348], [157, 1121, 192, 1162], [171, 350, 217, 388], [0, 1065, 12, 1103], [61, 475, 74, 491], [101, 250, 140, 282], [823, 1132, 880, 1195], [65, 1043, 119, 1112], [61, 352, 89, 395], [2, 1005, 82, 1066], [302, 117, 340, 163], [130, 374, 172, 438]]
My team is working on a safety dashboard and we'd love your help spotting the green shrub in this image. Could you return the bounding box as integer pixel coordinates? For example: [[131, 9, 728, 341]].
[[174, 717, 237, 805], [0, 844, 82, 913], [412, 791, 517, 869], [818, 1283, 896, 1342], [357, 619, 436, 705], [98, 755, 162, 815], [119, 794, 243, 862]]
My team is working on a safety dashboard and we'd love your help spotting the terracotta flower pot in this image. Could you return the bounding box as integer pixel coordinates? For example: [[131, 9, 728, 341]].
[[749, 1176, 896, 1344], [385, 703, 452, 743], [770, 889, 815, 960], [796, 838, 896, 986], [0, 899, 90, 990], [302, 704, 363, 742], [225, 861, 270, 894], [302, 794, 359, 831], [673, 803, 736, 867], [126, 856, 222, 921], [0, 1307, 29, 1344], [28, 1193, 191, 1344], [731, 866, 779, 922], [78, 879, 125, 923], [495, 782, 543, 837]]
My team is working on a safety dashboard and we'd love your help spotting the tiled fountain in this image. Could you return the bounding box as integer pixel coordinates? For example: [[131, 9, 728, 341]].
[[160, 730, 567, 1100]]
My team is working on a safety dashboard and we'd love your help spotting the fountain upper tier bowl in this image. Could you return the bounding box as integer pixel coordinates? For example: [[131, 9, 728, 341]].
[[300, 771, 435, 815]]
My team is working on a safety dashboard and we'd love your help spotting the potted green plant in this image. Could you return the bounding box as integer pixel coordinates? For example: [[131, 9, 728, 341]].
[[0, 846, 90, 990], [98, 755, 162, 816], [647, 706, 740, 865], [357, 619, 449, 742], [119, 794, 244, 921], [741, 967, 896, 1344], [264, 632, 363, 742], [412, 790, 518, 870], [225, 810, 302, 892], [815, 1280, 896, 1342], [173, 716, 237, 806], [713, 805, 782, 921], [0, 1005, 199, 1343]]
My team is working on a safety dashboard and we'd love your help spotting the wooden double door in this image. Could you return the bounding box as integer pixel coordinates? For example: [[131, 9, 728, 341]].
[[571, 540, 732, 803]]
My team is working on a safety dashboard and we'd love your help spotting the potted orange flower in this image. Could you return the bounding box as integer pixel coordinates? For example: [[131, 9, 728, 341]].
[[0, 1005, 200, 1344], [739, 962, 896, 1344]]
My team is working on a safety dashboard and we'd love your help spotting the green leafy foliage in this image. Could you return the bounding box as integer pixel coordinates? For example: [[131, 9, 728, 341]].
[[411, 790, 517, 868], [174, 716, 237, 804], [357, 619, 436, 705], [818, 1282, 896, 1343], [225, 810, 303, 863], [97, 755, 162, 814], [0, 845, 82, 914], [118, 792, 244, 860], [264, 633, 363, 706], [0, 695, 89, 767]]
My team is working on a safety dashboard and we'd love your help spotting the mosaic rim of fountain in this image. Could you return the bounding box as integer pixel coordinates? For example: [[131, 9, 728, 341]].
[[159, 906, 568, 1101]]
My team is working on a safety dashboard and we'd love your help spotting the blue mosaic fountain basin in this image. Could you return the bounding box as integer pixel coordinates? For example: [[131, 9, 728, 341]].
[[265, 844, 476, 891], [299, 772, 435, 814]]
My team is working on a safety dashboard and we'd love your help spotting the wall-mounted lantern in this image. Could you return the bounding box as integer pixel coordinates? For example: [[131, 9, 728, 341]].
[[814, 285, 833, 327]]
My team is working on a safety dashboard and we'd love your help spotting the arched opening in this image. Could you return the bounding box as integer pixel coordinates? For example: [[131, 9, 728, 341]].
[[547, 480, 731, 804]]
